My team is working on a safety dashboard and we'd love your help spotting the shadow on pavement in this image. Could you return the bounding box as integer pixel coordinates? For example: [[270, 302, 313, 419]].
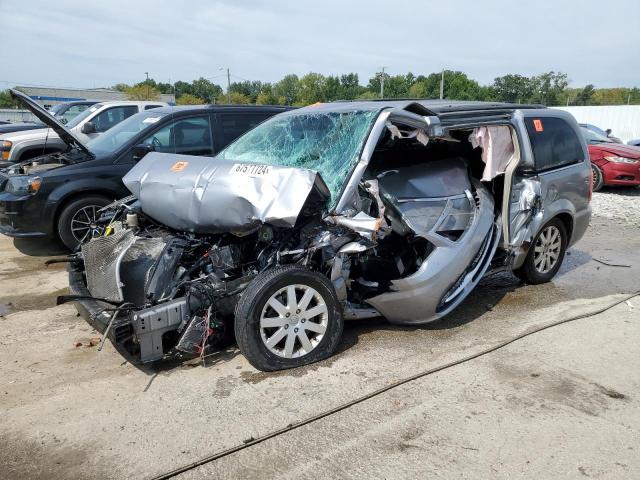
[[13, 237, 68, 257]]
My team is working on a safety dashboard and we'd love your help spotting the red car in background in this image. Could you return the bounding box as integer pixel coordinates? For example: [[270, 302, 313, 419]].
[[581, 127, 640, 191]]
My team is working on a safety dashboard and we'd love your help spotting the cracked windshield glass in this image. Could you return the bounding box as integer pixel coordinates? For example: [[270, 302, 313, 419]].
[[219, 110, 379, 202]]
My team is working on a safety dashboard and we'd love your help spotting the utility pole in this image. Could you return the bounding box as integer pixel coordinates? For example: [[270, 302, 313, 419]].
[[378, 67, 387, 99], [227, 68, 231, 104], [145, 72, 149, 100], [439, 69, 445, 100], [628, 92, 632, 105]]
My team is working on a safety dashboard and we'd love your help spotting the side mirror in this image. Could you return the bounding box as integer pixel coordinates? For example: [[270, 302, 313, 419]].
[[605, 128, 612, 136], [132, 144, 154, 160], [81, 121, 96, 134]]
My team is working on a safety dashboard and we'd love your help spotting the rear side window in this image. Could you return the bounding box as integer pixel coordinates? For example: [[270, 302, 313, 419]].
[[525, 117, 584, 171], [142, 116, 213, 155], [92, 106, 139, 133], [218, 113, 272, 149]]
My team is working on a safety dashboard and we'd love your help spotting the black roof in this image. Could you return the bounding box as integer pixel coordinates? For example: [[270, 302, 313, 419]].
[[148, 104, 294, 116], [296, 99, 543, 116]]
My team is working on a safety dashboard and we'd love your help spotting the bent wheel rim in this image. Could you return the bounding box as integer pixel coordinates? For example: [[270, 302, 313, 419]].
[[533, 225, 562, 274], [70, 205, 103, 244], [260, 284, 328, 359]]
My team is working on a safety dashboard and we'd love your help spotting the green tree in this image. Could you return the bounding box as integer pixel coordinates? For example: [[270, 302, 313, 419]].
[[529, 71, 568, 105], [255, 91, 279, 105], [229, 92, 251, 104], [367, 72, 416, 98], [111, 83, 131, 92], [191, 77, 224, 103], [492, 74, 534, 103], [124, 85, 161, 100], [176, 94, 204, 105], [0, 90, 19, 108], [274, 74, 300, 105], [298, 72, 326, 104], [338, 73, 364, 100], [575, 84, 595, 106], [174, 81, 194, 98], [230, 80, 271, 103], [356, 90, 379, 100]]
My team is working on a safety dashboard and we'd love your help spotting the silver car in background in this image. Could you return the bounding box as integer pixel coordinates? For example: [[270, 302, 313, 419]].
[[0, 100, 167, 163]]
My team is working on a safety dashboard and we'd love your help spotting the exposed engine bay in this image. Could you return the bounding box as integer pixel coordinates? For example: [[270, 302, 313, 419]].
[[65, 113, 517, 367]]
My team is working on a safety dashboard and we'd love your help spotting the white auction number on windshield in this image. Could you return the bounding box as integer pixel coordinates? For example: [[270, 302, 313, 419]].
[[231, 163, 271, 177]]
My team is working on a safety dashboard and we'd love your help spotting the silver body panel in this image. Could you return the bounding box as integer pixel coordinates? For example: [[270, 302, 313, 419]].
[[123, 152, 330, 234]]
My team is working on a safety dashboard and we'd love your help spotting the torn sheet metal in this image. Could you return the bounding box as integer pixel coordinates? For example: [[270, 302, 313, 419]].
[[510, 178, 544, 247], [469, 126, 515, 181], [367, 182, 498, 324], [329, 212, 383, 241], [123, 152, 330, 234]]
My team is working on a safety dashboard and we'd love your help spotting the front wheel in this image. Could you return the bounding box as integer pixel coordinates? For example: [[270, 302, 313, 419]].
[[57, 195, 111, 250], [591, 164, 604, 192], [235, 265, 343, 371], [514, 218, 567, 285]]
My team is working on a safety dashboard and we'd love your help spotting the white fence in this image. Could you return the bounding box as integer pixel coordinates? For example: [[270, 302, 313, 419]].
[[554, 106, 640, 143], [0, 109, 38, 123]]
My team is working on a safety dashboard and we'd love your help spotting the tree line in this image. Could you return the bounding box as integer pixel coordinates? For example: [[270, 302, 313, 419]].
[[110, 70, 640, 106], [2, 70, 640, 108]]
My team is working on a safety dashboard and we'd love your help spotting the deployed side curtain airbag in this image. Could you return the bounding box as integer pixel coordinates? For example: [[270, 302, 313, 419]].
[[469, 126, 515, 181]]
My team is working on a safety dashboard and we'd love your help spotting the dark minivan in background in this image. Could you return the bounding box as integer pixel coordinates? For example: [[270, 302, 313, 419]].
[[0, 90, 291, 249]]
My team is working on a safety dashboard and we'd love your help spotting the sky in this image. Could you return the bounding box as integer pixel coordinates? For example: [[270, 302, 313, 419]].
[[1, 0, 639, 90]]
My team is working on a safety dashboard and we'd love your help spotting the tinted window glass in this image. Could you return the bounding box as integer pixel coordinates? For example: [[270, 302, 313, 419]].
[[525, 117, 584, 171], [219, 113, 271, 148], [92, 106, 139, 133], [142, 116, 213, 155], [61, 104, 90, 123]]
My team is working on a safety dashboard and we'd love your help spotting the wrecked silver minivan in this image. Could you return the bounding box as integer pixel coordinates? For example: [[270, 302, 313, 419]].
[[65, 101, 591, 371]]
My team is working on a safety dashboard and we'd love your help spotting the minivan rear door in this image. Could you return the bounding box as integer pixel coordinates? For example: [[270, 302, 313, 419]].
[[508, 109, 590, 251]]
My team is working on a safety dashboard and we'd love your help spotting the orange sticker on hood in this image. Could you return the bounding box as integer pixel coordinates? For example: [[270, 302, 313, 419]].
[[171, 161, 189, 172]]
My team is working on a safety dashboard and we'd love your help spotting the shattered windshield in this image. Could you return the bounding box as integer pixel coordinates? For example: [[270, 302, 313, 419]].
[[219, 109, 379, 201]]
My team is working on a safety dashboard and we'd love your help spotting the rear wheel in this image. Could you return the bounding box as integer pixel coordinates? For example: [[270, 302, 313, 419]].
[[514, 218, 567, 285], [57, 195, 111, 250], [591, 164, 604, 192], [235, 265, 343, 371]]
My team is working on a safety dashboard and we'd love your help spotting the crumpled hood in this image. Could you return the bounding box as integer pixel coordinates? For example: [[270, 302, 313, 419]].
[[123, 152, 330, 234]]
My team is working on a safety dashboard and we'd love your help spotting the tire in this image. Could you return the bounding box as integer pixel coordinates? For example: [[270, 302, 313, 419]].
[[514, 218, 567, 285], [235, 265, 343, 371], [591, 164, 604, 192], [57, 195, 112, 250]]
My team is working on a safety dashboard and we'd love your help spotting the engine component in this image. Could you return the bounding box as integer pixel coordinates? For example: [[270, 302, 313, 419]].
[[209, 244, 241, 272], [131, 298, 189, 363], [126, 213, 139, 228]]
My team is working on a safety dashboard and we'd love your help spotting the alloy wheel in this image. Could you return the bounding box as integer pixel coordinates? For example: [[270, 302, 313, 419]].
[[259, 284, 328, 358], [70, 205, 104, 244], [533, 225, 562, 274]]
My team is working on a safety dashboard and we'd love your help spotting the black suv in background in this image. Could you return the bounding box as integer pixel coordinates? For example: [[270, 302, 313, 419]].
[[0, 91, 291, 249]]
